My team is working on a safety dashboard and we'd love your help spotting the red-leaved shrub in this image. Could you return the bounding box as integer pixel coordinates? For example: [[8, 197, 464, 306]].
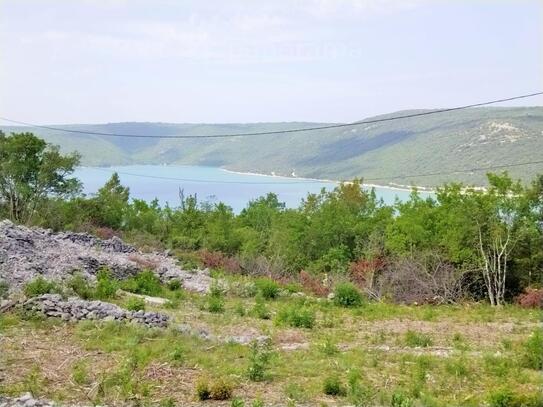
[[199, 250, 241, 273], [299, 270, 330, 297], [516, 288, 543, 309], [349, 258, 385, 290]]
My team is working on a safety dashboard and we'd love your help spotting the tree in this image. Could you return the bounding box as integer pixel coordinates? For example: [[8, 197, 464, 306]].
[[0, 132, 80, 223], [469, 173, 533, 306], [93, 172, 130, 229]]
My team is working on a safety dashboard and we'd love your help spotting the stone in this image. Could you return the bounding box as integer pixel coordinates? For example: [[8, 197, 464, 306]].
[[21, 294, 169, 329], [0, 220, 211, 294]]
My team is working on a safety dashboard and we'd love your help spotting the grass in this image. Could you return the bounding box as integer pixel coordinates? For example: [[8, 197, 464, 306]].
[[1, 274, 542, 406], [404, 330, 433, 348]]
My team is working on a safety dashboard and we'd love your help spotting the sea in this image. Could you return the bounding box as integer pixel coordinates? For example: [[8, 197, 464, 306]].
[[73, 165, 432, 213]]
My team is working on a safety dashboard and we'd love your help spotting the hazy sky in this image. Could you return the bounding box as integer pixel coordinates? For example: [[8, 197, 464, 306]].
[[1, 0, 542, 124]]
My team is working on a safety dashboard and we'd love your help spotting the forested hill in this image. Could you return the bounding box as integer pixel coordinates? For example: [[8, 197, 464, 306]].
[[2, 106, 542, 187]]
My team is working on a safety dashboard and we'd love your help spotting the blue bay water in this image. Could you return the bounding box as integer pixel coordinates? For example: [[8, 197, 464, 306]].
[[73, 165, 431, 212]]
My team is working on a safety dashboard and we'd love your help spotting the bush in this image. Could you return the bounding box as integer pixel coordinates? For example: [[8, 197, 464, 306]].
[[167, 279, 182, 291], [0, 280, 9, 299], [333, 282, 363, 307], [195, 378, 211, 401], [231, 398, 245, 407], [66, 274, 94, 300], [323, 375, 346, 396], [251, 296, 271, 320], [121, 270, 162, 296], [517, 288, 543, 309], [194, 376, 234, 401], [210, 279, 226, 298], [199, 250, 241, 273], [247, 339, 273, 382], [299, 270, 330, 297], [209, 378, 234, 400], [234, 302, 246, 317], [391, 390, 414, 407], [276, 305, 315, 329], [319, 337, 339, 356], [404, 330, 433, 348], [521, 329, 543, 370], [125, 297, 146, 311], [488, 388, 515, 407], [94, 268, 118, 300], [255, 278, 280, 300], [207, 296, 225, 313], [24, 277, 59, 298], [170, 345, 185, 364]]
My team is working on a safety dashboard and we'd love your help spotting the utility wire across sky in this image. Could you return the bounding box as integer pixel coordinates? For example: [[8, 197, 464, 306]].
[[1, 91, 542, 139], [2, 90, 542, 185]]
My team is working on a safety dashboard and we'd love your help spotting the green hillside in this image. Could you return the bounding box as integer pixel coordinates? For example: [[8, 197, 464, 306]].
[[2, 106, 542, 186]]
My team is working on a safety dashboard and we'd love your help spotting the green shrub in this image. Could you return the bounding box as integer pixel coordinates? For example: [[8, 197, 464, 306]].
[[251, 399, 264, 407], [125, 297, 146, 311], [234, 302, 246, 317], [231, 398, 245, 407], [251, 296, 271, 320], [0, 280, 9, 299], [255, 278, 280, 300], [276, 305, 315, 329], [247, 340, 273, 382], [207, 296, 225, 313], [391, 390, 414, 407], [488, 388, 515, 407], [210, 279, 226, 298], [319, 337, 339, 356], [195, 378, 211, 401], [284, 282, 303, 293], [323, 375, 346, 396], [67, 274, 94, 300], [209, 377, 234, 400], [94, 268, 118, 300], [71, 360, 89, 385], [333, 282, 363, 307], [167, 279, 182, 291], [24, 277, 59, 298], [121, 270, 162, 296], [521, 328, 543, 370], [347, 369, 373, 406], [404, 330, 433, 347], [170, 345, 185, 365]]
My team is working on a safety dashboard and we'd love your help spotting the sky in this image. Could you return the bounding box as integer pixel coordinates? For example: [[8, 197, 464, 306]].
[[0, 0, 542, 124]]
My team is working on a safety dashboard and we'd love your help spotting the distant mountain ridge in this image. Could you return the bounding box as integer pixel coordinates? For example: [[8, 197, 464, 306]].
[[2, 106, 542, 186]]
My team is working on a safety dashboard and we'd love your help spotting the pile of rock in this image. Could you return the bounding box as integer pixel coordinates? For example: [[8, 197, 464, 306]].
[[0, 394, 61, 407], [23, 294, 169, 328], [0, 220, 211, 293]]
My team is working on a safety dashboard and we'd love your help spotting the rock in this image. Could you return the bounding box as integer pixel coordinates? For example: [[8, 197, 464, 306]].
[[0, 220, 211, 293], [21, 294, 169, 328]]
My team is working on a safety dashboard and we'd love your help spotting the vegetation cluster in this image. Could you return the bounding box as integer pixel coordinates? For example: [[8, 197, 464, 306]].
[[2, 132, 542, 308]]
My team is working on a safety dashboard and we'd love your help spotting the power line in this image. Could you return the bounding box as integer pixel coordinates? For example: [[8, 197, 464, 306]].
[[90, 158, 543, 186], [1, 91, 542, 139]]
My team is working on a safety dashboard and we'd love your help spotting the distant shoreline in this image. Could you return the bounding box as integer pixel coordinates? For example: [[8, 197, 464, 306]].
[[77, 164, 435, 194], [220, 168, 435, 194]]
